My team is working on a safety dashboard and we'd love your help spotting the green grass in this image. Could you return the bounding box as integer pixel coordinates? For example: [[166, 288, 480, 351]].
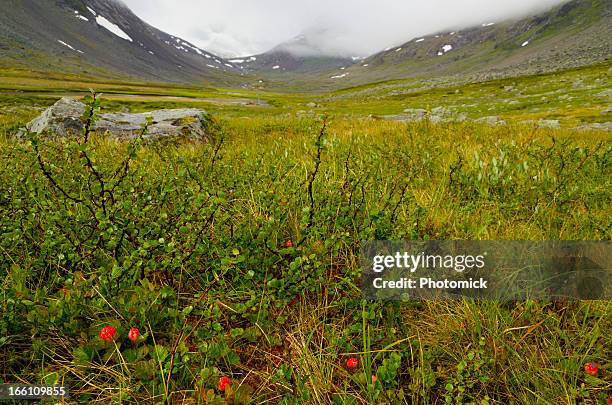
[[0, 65, 611, 404]]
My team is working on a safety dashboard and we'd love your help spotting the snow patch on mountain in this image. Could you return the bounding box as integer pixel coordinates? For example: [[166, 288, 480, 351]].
[[95, 15, 133, 42], [73, 10, 89, 21], [58, 40, 84, 54], [331, 73, 348, 79], [181, 43, 203, 55]]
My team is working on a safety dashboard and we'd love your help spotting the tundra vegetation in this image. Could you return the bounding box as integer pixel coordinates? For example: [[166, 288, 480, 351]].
[[0, 62, 610, 404]]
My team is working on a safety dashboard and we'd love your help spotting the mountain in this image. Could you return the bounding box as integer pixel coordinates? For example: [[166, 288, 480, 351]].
[[241, 0, 610, 91], [308, 0, 611, 88], [0, 0, 241, 84], [229, 32, 359, 76]]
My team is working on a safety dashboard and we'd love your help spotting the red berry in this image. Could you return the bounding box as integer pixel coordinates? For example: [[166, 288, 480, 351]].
[[346, 357, 359, 370], [607, 398, 612, 405], [285, 240, 293, 248], [99, 325, 116, 342], [128, 327, 140, 342], [371, 375, 378, 384], [218, 376, 231, 392], [584, 362, 599, 376]]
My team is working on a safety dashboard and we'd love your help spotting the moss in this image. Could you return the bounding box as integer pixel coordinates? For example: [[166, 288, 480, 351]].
[[172, 116, 198, 126]]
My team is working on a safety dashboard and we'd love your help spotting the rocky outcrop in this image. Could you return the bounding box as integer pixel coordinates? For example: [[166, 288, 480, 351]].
[[383, 106, 467, 123], [429, 107, 467, 123], [403, 108, 428, 120], [475, 116, 506, 125], [20, 97, 210, 141], [576, 122, 612, 131]]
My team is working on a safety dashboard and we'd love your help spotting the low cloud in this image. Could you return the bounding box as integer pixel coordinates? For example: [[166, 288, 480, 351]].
[[122, 0, 571, 57]]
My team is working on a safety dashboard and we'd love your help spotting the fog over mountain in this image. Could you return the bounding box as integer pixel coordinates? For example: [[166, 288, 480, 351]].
[[122, 0, 571, 57]]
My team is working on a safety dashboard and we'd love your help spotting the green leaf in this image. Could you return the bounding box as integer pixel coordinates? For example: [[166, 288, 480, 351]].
[[43, 372, 59, 385], [111, 265, 123, 279]]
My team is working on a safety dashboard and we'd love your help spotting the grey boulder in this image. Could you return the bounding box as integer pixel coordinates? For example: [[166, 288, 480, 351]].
[[576, 122, 611, 131], [384, 107, 467, 123], [430, 107, 467, 123], [21, 97, 210, 141], [402, 108, 428, 120], [537, 119, 561, 129], [475, 116, 506, 126]]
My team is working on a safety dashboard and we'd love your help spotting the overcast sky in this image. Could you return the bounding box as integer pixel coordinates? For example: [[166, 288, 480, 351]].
[[121, 0, 570, 58]]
